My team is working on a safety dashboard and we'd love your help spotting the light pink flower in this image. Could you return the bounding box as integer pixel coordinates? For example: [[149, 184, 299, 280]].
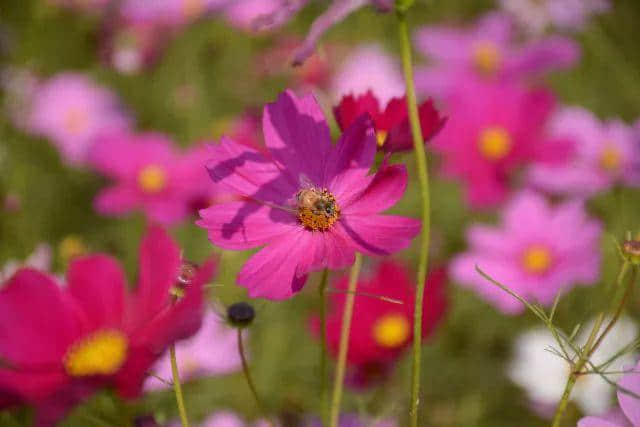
[[90, 132, 214, 225], [197, 90, 419, 300], [528, 106, 640, 198], [500, 0, 610, 36], [451, 191, 602, 314], [414, 12, 579, 98], [222, 0, 302, 32], [431, 77, 569, 208], [120, 0, 227, 28], [27, 73, 131, 165], [330, 44, 405, 106]]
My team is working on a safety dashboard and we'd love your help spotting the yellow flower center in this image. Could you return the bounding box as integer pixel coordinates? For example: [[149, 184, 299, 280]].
[[64, 330, 128, 377], [599, 144, 621, 171], [376, 130, 388, 147], [296, 188, 340, 231], [372, 314, 411, 348], [522, 245, 553, 274], [137, 165, 167, 194], [478, 126, 512, 160], [472, 41, 502, 75], [64, 108, 88, 135], [59, 235, 87, 266]]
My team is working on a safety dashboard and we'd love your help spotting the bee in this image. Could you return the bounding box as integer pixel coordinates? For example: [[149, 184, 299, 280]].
[[296, 188, 337, 218]]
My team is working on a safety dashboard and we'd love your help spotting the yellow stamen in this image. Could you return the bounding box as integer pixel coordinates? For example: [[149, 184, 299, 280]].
[[64, 330, 128, 377], [522, 245, 553, 274], [296, 188, 340, 231], [372, 314, 410, 348], [137, 164, 167, 194], [376, 130, 388, 147], [600, 144, 621, 171], [63, 108, 88, 135], [472, 41, 502, 75], [59, 235, 86, 266], [478, 126, 512, 161]]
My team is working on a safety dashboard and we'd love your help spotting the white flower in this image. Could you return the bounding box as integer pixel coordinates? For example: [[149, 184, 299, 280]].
[[508, 316, 638, 416]]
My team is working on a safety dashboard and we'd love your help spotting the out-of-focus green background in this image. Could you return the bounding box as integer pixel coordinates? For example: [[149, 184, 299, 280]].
[[1, 0, 640, 425]]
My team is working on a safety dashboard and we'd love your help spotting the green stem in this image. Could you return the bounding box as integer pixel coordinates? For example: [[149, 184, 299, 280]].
[[397, 10, 431, 427], [550, 263, 637, 427], [319, 269, 330, 426], [328, 253, 363, 427], [169, 344, 190, 427]]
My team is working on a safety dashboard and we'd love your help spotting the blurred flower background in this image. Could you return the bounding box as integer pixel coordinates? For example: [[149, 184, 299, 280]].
[[1, 0, 640, 426]]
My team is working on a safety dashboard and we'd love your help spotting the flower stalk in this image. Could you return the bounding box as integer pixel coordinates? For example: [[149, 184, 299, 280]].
[[169, 344, 190, 427], [396, 8, 431, 427], [328, 253, 363, 427], [551, 262, 637, 427], [318, 268, 330, 426]]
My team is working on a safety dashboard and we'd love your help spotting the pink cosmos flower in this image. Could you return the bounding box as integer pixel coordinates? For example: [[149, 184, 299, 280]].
[[431, 77, 570, 207], [120, 0, 227, 28], [333, 90, 445, 153], [578, 360, 640, 427], [222, 0, 304, 32], [451, 191, 602, 314], [90, 132, 215, 225], [27, 73, 132, 165], [500, 0, 610, 36], [319, 262, 447, 386], [145, 310, 241, 390], [414, 12, 579, 98], [0, 227, 215, 424], [528, 106, 640, 198], [331, 44, 405, 106], [197, 90, 420, 300]]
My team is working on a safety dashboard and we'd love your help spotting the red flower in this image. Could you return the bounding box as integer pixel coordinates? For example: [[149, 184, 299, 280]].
[[320, 261, 447, 386], [0, 227, 215, 424], [333, 90, 446, 153]]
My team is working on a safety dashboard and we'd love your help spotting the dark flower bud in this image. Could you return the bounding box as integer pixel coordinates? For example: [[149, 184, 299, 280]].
[[227, 302, 255, 328], [622, 240, 640, 265]]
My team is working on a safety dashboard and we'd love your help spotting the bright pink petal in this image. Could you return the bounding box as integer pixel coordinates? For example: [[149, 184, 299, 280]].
[[325, 114, 377, 198], [66, 255, 126, 330], [237, 229, 311, 299], [0, 269, 83, 367], [197, 201, 298, 250], [507, 36, 579, 77], [128, 226, 181, 328], [339, 214, 420, 256], [93, 186, 138, 215], [0, 369, 68, 402], [342, 162, 408, 215], [262, 90, 332, 186], [333, 91, 382, 131]]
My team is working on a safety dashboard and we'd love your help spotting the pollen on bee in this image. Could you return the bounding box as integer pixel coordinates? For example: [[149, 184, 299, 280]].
[[296, 187, 340, 231]]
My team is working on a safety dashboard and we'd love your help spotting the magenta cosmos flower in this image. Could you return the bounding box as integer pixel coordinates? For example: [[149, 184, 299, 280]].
[[90, 131, 215, 225], [0, 227, 215, 424], [145, 310, 242, 390], [528, 106, 640, 198], [579, 359, 640, 427], [27, 73, 131, 165], [451, 191, 602, 314], [432, 78, 570, 207], [197, 90, 420, 300], [414, 12, 579, 99]]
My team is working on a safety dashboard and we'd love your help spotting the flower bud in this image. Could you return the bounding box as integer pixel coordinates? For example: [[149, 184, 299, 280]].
[[170, 261, 198, 299], [227, 302, 255, 328], [622, 240, 640, 265]]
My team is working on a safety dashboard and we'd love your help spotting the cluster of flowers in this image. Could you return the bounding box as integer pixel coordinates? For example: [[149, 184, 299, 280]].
[[2, 0, 640, 425]]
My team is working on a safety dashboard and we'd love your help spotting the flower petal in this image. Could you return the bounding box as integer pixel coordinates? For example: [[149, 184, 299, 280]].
[[0, 269, 83, 367], [618, 362, 640, 427], [342, 162, 408, 215], [333, 91, 382, 131], [262, 90, 332, 186], [93, 186, 139, 216], [339, 214, 420, 256], [67, 255, 126, 330], [197, 201, 298, 250]]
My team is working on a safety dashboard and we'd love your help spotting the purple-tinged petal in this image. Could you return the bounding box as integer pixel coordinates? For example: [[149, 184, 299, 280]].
[[507, 36, 579, 77], [197, 201, 298, 250], [578, 412, 630, 427], [262, 90, 332, 186], [292, 0, 369, 66], [618, 362, 640, 427], [93, 186, 139, 215], [325, 114, 377, 198], [339, 214, 419, 256], [341, 162, 408, 214]]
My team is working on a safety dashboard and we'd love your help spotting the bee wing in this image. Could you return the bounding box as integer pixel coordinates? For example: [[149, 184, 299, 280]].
[[298, 174, 315, 189]]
